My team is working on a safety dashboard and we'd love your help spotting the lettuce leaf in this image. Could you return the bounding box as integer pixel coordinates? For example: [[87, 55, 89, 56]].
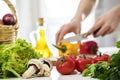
[[0, 38, 42, 78]]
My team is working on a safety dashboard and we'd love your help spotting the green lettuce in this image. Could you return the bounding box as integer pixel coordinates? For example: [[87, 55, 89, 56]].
[[0, 38, 42, 78]]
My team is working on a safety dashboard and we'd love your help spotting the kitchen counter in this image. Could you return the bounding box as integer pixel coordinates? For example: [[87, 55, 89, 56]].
[[1, 67, 98, 80]]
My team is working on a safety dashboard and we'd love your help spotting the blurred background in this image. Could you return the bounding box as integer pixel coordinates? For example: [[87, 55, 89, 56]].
[[0, 0, 120, 56]]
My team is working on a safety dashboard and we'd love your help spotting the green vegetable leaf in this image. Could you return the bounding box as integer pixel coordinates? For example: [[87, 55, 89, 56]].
[[82, 62, 109, 78], [116, 41, 120, 48], [0, 38, 42, 78]]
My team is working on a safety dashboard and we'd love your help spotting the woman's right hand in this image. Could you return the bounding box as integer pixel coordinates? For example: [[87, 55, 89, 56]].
[[56, 20, 81, 45], [85, 5, 120, 37]]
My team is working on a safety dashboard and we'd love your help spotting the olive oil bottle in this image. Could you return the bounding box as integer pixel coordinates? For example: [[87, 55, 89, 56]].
[[35, 18, 52, 58]]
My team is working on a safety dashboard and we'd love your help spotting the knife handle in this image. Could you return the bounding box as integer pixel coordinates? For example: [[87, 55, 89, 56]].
[[93, 27, 101, 35]]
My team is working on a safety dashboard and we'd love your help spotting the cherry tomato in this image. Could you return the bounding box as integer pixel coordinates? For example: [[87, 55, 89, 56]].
[[76, 56, 94, 73], [93, 53, 110, 63], [56, 56, 75, 75]]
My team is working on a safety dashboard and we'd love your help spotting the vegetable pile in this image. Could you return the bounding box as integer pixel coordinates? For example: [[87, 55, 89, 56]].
[[55, 53, 110, 75], [82, 41, 120, 80], [0, 38, 41, 78]]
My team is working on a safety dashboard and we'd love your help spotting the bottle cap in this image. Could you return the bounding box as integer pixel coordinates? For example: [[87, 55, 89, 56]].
[[38, 18, 43, 26]]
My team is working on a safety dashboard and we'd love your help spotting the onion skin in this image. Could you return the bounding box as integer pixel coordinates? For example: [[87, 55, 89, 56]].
[[2, 13, 16, 25]]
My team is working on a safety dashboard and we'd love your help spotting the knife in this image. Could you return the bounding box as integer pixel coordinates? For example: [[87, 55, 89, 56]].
[[61, 34, 87, 42]]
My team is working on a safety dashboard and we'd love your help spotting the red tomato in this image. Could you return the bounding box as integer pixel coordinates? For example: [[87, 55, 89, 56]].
[[93, 53, 110, 63], [65, 55, 77, 69], [56, 56, 75, 75], [65, 55, 77, 63], [102, 54, 110, 61], [76, 57, 93, 73]]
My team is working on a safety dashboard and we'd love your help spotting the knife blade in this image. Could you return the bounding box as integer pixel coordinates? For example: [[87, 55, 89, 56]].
[[61, 34, 87, 42]]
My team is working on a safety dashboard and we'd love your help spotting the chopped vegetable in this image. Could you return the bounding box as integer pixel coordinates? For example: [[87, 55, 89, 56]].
[[0, 38, 42, 78]]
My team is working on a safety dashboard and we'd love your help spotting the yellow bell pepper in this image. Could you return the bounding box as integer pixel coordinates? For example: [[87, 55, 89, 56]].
[[53, 42, 80, 56]]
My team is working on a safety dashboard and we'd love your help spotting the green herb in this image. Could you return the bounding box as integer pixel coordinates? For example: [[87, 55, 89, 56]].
[[82, 62, 109, 78]]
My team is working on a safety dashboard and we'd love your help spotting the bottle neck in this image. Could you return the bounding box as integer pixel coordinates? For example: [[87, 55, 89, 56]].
[[39, 29, 45, 37]]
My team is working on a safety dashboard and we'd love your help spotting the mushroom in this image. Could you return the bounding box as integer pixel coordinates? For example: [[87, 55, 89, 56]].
[[22, 58, 53, 79], [39, 58, 53, 71], [38, 58, 53, 76]]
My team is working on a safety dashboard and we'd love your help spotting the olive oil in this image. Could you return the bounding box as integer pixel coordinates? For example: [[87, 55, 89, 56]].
[[35, 18, 52, 58]]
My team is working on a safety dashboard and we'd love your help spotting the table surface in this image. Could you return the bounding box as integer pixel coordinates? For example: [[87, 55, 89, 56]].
[[1, 67, 98, 80], [0, 47, 119, 80]]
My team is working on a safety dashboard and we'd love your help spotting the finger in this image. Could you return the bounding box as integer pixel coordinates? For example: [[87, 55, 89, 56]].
[[102, 24, 114, 36], [93, 27, 101, 36], [85, 19, 104, 37], [75, 27, 81, 43], [56, 30, 61, 45], [74, 26, 80, 34], [56, 25, 66, 44], [94, 24, 110, 37], [58, 31, 65, 43], [106, 26, 115, 34], [102, 28, 110, 36], [56, 27, 68, 45], [56, 31, 66, 45]]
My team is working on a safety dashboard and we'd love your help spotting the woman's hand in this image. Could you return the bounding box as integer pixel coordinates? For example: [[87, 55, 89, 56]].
[[55, 0, 96, 45], [56, 20, 81, 45], [85, 5, 120, 37]]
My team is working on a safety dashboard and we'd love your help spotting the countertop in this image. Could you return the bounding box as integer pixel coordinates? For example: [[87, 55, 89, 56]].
[[1, 67, 98, 80]]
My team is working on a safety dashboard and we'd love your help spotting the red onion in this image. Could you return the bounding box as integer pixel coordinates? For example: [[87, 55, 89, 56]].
[[2, 13, 16, 25]]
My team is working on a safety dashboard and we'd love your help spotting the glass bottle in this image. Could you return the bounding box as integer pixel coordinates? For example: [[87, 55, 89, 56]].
[[35, 18, 53, 58]]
